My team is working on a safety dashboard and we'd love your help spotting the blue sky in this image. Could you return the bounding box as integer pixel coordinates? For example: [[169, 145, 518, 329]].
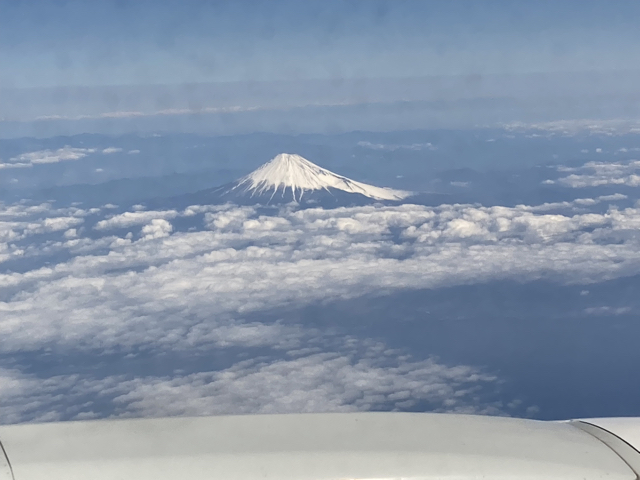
[[2, 0, 640, 89]]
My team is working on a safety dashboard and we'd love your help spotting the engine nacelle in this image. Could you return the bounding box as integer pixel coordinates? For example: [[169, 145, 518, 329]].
[[1, 413, 639, 480]]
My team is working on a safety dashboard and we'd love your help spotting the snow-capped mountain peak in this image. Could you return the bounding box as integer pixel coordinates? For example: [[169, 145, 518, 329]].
[[232, 153, 411, 202]]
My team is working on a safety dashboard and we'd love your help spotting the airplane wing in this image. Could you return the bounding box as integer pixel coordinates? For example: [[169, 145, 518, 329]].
[[0, 412, 639, 480]]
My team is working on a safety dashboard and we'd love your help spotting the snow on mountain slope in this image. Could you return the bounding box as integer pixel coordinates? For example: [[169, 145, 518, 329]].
[[230, 153, 411, 202]]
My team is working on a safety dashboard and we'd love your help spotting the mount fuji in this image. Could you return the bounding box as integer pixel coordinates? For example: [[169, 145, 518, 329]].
[[211, 153, 412, 206]]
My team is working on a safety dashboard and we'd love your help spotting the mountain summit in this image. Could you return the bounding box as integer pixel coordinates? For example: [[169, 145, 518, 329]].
[[222, 153, 411, 204]]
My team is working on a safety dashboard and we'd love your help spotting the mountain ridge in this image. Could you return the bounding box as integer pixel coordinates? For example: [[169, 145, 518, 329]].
[[222, 153, 412, 204]]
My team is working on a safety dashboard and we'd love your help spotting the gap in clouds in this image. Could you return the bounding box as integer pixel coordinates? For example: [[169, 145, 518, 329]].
[[263, 276, 640, 421]]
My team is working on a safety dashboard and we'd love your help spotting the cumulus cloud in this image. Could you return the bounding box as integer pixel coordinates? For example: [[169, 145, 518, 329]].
[[102, 147, 123, 154], [0, 145, 123, 169], [64, 228, 78, 239], [0, 203, 91, 262], [141, 219, 173, 240], [549, 160, 640, 188], [616, 147, 640, 154], [94, 210, 178, 230], [0, 146, 96, 169], [0, 204, 86, 246], [0, 162, 30, 170], [113, 352, 499, 418]]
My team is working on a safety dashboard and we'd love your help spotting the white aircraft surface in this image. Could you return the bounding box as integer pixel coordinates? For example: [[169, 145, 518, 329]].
[[1, 413, 639, 480]]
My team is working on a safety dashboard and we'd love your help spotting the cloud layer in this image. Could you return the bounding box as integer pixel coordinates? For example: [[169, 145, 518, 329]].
[[0, 339, 501, 424], [2, 191, 640, 423], [3, 199, 640, 353]]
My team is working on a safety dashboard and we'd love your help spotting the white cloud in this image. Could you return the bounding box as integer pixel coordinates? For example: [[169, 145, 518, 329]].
[[0, 203, 107, 265], [584, 306, 632, 315], [102, 147, 123, 154], [599, 193, 627, 201], [94, 210, 178, 230], [503, 119, 640, 136], [553, 160, 640, 188], [0, 204, 87, 248], [39, 216, 84, 232], [616, 147, 640, 154], [32, 105, 262, 123], [112, 352, 499, 418], [0, 162, 30, 170], [357, 141, 436, 151], [141, 219, 173, 240], [0, 145, 126, 169], [0, 202, 57, 219], [2, 146, 96, 169]]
